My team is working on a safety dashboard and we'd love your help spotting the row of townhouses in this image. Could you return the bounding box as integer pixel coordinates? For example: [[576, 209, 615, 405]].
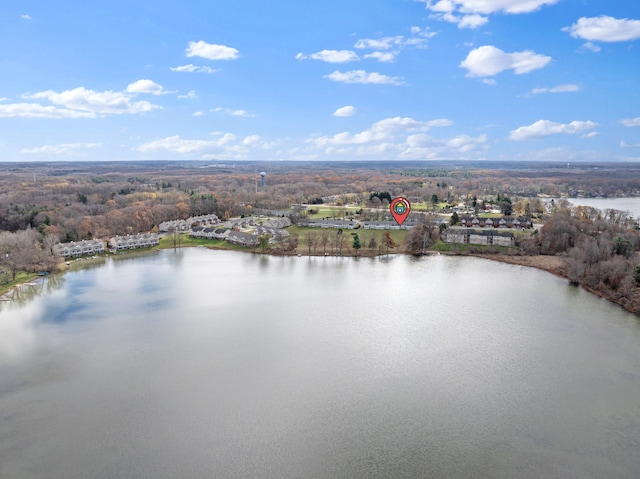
[[53, 239, 105, 258], [443, 229, 515, 247], [158, 214, 220, 232], [459, 216, 532, 229], [190, 227, 230, 240], [299, 219, 358, 229], [109, 233, 160, 251], [226, 231, 259, 247], [53, 233, 160, 258], [190, 222, 289, 246]]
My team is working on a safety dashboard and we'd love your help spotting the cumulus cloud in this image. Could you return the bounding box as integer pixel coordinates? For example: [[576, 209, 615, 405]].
[[423, 0, 558, 15], [125, 79, 166, 95], [324, 70, 404, 85], [22, 87, 161, 116], [563, 15, 640, 42], [509, 119, 598, 140], [422, 0, 558, 28], [304, 116, 486, 160], [170, 64, 217, 73], [530, 84, 580, 94], [1, 83, 163, 119], [311, 116, 453, 147], [620, 141, 640, 148], [333, 106, 357, 117], [363, 51, 396, 62], [21, 142, 101, 154], [186, 41, 239, 60], [192, 111, 204, 117], [296, 50, 359, 63], [620, 117, 640, 127], [460, 45, 551, 77], [429, 10, 488, 29], [21, 14, 32, 20]]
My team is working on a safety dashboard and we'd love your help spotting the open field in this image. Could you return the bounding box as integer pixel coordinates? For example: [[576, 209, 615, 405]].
[[287, 225, 407, 254], [304, 206, 362, 219], [159, 234, 252, 251]]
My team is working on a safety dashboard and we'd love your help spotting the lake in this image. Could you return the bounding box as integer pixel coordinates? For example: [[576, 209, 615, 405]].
[[1, 249, 640, 479], [563, 197, 640, 218]]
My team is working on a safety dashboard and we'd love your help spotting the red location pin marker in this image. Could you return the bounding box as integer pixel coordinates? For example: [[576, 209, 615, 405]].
[[390, 197, 411, 226]]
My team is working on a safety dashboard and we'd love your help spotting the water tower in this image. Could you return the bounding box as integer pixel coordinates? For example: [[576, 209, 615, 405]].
[[260, 171, 266, 188]]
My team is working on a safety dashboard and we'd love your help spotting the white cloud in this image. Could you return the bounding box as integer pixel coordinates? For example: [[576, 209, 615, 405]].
[[563, 16, 640, 42], [620, 141, 640, 148], [582, 131, 599, 139], [355, 35, 428, 50], [530, 84, 580, 94], [620, 117, 640, 127], [138, 135, 223, 154], [24, 87, 161, 115], [186, 41, 239, 60], [178, 90, 198, 99], [137, 133, 274, 159], [21, 14, 32, 20], [460, 45, 551, 77], [428, 10, 488, 29], [423, 0, 557, 27], [304, 116, 487, 160], [581, 42, 602, 53], [509, 119, 598, 140], [192, 111, 204, 117], [458, 14, 489, 29], [423, 0, 558, 15], [363, 51, 396, 62], [170, 64, 217, 73], [296, 50, 359, 63], [213, 107, 255, 117], [333, 106, 357, 117], [21, 142, 101, 154], [324, 70, 404, 85], [242, 135, 261, 146], [311, 116, 453, 147], [0, 103, 95, 119], [125, 79, 166, 95]]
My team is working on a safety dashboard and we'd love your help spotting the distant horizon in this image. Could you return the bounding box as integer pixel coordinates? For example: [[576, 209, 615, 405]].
[[1, 1, 639, 162]]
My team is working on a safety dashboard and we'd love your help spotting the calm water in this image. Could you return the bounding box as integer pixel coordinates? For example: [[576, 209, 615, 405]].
[[566, 197, 640, 218], [1, 249, 640, 479]]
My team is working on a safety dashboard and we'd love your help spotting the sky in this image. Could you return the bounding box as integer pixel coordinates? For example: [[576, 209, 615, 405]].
[[1, 0, 639, 163]]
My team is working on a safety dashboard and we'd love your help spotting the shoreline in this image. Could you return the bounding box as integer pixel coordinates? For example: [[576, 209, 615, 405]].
[[3, 245, 638, 317], [451, 252, 640, 316]]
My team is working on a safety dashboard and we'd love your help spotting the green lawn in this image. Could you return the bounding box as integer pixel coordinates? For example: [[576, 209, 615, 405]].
[[304, 205, 361, 219], [287, 225, 407, 254], [159, 234, 254, 251], [0, 271, 39, 295], [411, 201, 449, 212]]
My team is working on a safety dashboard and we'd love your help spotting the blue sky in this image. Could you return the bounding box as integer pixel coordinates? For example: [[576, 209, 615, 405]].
[[1, 0, 639, 162]]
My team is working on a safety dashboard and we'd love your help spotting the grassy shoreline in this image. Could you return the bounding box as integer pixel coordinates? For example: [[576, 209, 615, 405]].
[[4, 233, 636, 317]]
